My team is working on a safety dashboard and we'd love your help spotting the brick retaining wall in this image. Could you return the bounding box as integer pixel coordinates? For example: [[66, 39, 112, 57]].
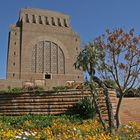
[[0, 89, 117, 118]]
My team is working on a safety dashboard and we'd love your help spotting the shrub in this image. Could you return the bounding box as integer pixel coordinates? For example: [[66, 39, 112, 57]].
[[124, 90, 140, 97], [0, 87, 23, 94], [77, 97, 96, 119], [52, 86, 68, 91], [22, 85, 44, 92], [9, 87, 23, 93], [116, 89, 140, 97]]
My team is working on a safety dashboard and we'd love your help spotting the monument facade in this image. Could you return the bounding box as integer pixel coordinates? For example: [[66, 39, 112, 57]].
[[2, 8, 83, 89]]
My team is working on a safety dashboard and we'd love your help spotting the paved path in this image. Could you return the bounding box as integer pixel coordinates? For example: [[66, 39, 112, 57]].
[[120, 98, 140, 124]]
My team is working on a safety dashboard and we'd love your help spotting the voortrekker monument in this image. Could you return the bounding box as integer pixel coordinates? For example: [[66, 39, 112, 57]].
[[0, 8, 83, 89]]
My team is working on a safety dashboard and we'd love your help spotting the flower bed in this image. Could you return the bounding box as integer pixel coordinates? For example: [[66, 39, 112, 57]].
[[0, 115, 139, 139]]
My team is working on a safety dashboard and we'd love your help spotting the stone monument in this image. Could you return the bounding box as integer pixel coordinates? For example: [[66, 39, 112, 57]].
[[0, 8, 83, 89]]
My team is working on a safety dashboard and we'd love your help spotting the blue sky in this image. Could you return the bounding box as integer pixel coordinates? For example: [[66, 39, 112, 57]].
[[0, 0, 140, 79]]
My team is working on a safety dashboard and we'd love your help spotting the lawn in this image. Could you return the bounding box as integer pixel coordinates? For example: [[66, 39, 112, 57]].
[[0, 115, 139, 140]]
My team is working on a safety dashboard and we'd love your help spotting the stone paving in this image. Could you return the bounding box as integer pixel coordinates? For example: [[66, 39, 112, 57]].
[[120, 98, 140, 124]]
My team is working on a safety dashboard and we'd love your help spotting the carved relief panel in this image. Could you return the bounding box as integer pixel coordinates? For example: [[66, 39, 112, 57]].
[[58, 48, 65, 74], [44, 41, 51, 73], [51, 42, 58, 74], [31, 45, 37, 72], [36, 41, 44, 73], [31, 41, 65, 75]]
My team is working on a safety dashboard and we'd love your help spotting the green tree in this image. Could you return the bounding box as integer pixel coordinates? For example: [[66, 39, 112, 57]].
[[74, 42, 115, 133], [96, 28, 140, 129]]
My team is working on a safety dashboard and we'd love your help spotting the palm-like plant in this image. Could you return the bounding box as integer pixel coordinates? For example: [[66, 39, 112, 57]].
[[74, 41, 115, 133], [74, 42, 104, 77]]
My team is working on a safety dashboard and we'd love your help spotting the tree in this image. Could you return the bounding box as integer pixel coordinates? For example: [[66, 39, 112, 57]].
[[74, 42, 115, 133], [96, 28, 140, 128]]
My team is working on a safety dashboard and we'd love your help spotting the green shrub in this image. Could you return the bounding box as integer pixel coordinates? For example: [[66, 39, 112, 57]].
[[22, 85, 44, 92], [0, 86, 44, 94], [124, 90, 140, 97], [0, 87, 23, 94], [9, 87, 23, 93], [117, 89, 140, 97], [77, 97, 96, 119], [52, 86, 68, 91]]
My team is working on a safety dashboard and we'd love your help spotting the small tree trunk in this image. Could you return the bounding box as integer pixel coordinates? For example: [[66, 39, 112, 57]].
[[115, 95, 123, 129], [89, 84, 106, 131], [93, 76, 115, 133], [94, 97, 107, 131]]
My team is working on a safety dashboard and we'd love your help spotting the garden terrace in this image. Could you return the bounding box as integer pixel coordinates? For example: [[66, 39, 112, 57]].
[[0, 89, 117, 120]]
